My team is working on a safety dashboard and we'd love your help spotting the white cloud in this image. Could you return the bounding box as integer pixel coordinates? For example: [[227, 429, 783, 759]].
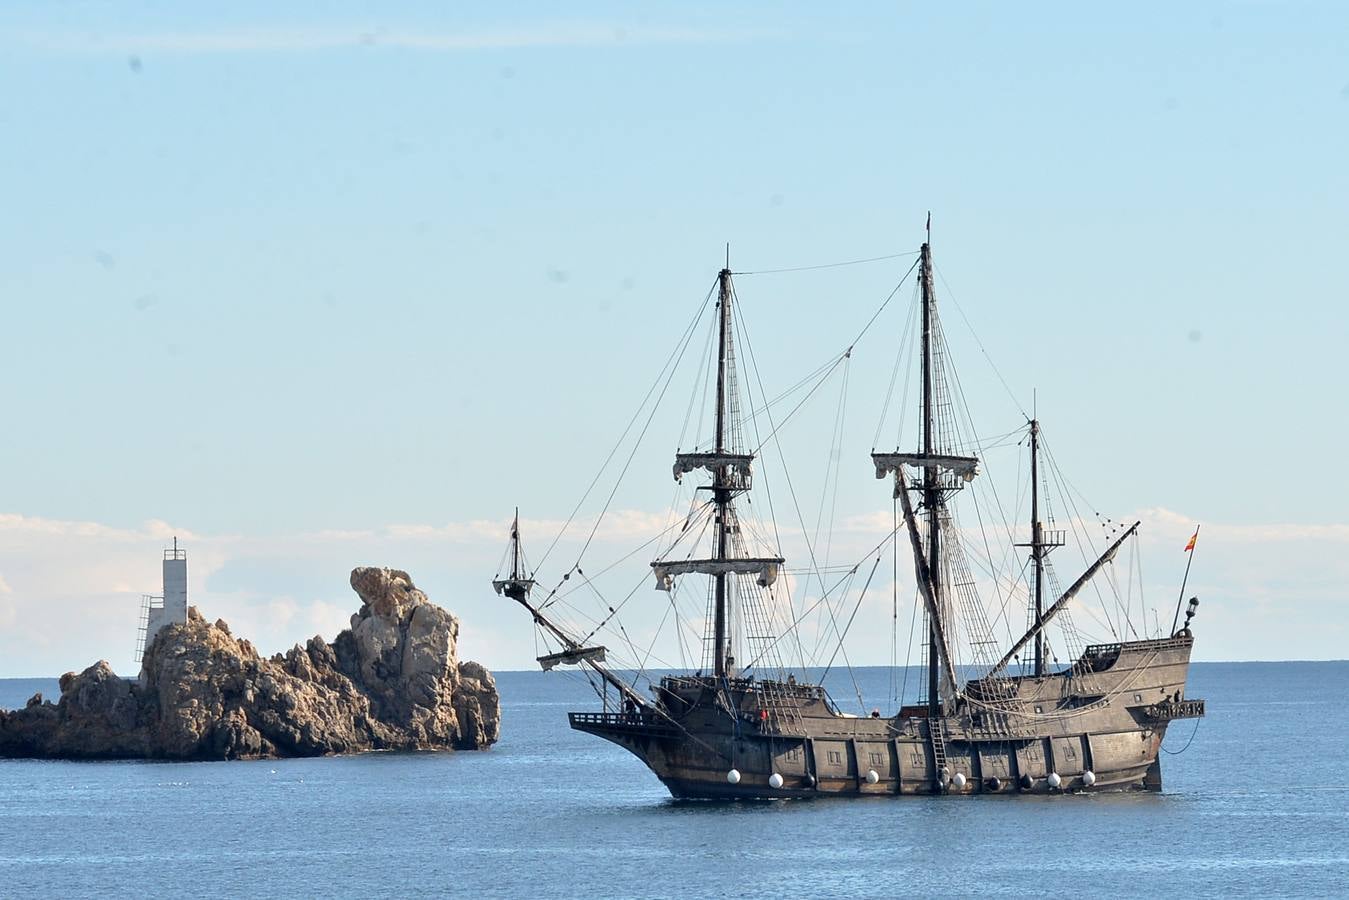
[[0, 506, 1344, 678], [0, 506, 682, 677], [9, 24, 770, 55], [1137, 506, 1349, 544]]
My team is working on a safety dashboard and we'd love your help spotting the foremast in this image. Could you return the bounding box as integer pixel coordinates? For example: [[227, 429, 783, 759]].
[[653, 266, 782, 680], [711, 267, 733, 679]]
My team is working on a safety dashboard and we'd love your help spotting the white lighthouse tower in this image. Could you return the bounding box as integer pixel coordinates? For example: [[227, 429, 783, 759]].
[[136, 538, 188, 664]]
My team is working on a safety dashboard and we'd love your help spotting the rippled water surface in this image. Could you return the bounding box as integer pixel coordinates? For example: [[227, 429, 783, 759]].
[[2, 662, 1346, 898]]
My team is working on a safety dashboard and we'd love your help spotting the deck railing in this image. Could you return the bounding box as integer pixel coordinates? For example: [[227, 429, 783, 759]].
[[568, 711, 680, 738]]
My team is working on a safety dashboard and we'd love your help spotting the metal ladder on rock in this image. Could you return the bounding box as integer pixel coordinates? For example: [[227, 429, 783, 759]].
[[133, 593, 161, 663]]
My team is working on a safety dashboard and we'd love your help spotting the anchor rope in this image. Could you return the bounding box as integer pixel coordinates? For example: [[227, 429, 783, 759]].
[[1160, 716, 1201, 755]]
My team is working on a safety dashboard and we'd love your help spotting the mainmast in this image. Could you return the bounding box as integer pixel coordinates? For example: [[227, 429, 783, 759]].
[[872, 223, 976, 713], [919, 241, 942, 716], [1030, 421, 1044, 676]]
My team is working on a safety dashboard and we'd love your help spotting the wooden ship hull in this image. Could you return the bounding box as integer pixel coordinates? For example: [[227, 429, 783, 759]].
[[573, 636, 1203, 799], [499, 227, 1208, 802]]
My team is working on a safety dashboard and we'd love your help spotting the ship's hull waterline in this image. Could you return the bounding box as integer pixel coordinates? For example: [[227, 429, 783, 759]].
[[571, 636, 1203, 800]]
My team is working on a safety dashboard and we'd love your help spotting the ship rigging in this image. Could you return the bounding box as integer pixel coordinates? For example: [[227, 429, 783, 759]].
[[495, 221, 1205, 798]]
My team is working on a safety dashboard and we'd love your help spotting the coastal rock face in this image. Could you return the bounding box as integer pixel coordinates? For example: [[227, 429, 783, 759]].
[[0, 567, 500, 760]]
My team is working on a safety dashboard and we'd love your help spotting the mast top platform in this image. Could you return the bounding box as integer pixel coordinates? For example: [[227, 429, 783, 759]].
[[650, 557, 784, 593], [674, 452, 753, 488], [493, 577, 536, 603], [872, 452, 979, 480]]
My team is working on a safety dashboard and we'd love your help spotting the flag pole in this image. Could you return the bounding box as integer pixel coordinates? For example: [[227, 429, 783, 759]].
[[1170, 524, 1200, 635]]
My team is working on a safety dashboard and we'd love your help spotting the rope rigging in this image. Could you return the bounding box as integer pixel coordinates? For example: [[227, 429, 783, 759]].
[[534, 277, 718, 573], [491, 230, 1206, 801], [518, 239, 1164, 723], [731, 248, 920, 276]]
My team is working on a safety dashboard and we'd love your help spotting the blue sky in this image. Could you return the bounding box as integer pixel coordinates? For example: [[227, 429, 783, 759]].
[[1, 2, 1346, 675]]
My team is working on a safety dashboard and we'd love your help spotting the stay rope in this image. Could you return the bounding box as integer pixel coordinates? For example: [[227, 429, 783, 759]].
[[732, 249, 919, 276], [534, 277, 717, 573], [1160, 717, 1201, 755]]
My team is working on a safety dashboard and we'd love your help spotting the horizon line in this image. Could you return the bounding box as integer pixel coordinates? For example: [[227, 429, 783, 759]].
[[3, 658, 1347, 681]]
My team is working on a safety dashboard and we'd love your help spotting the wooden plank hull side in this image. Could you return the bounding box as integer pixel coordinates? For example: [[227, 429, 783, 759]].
[[570, 635, 1195, 800], [575, 721, 1171, 799]]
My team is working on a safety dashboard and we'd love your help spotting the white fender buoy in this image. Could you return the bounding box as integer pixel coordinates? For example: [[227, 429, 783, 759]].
[[769, 772, 784, 789], [1047, 772, 1061, 789], [866, 769, 880, 784], [952, 772, 967, 789], [727, 768, 741, 785], [1082, 770, 1096, 787]]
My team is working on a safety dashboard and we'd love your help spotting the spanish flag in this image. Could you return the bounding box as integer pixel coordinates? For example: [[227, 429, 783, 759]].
[[1184, 528, 1199, 553]]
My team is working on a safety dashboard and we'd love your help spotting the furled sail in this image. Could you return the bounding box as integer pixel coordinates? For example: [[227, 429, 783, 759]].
[[673, 452, 754, 483], [492, 577, 536, 602], [651, 557, 784, 592], [872, 452, 979, 480], [537, 646, 607, 671]]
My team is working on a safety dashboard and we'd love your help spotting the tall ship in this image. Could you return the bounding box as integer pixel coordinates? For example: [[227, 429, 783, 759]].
[[496, 225, 1205, 798]]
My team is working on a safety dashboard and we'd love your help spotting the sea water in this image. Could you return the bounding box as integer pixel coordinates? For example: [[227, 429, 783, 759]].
[[1, 662, 1346, 898]]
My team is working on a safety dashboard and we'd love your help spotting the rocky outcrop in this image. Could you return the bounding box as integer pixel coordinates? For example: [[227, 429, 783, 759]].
[[0, 567, 499, 760]]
